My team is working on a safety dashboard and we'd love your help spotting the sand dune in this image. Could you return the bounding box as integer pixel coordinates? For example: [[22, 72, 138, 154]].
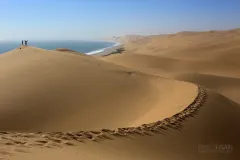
[[104, 53, 240, 103], [104, 29, 240, 104], [121, 29, 240, 60], [103, 53, 240, 77], [1, 28, 240, 160], [0, 46, 197, 132]]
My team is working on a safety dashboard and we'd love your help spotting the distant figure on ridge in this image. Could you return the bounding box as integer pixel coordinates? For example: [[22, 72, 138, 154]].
[[24, 40, 28, 46], [21, 40, 23, 45]]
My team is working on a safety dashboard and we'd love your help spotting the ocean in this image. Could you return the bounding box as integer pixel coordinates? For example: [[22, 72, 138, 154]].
[[0, 41, 116, 55]]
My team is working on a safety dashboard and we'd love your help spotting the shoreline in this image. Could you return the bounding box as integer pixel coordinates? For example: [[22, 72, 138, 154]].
[[85, 42, 123, 56]]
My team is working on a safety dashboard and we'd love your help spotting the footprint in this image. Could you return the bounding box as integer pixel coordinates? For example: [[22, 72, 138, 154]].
[[36, 140, 48, 144]]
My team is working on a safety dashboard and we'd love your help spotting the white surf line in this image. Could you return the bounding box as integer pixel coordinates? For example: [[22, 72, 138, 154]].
[[85, 42, 123, 56]]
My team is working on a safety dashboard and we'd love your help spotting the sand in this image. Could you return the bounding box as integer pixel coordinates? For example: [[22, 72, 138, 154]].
[[1, 28, 240, 160], [104, 29, 240, 104], [55, 48, 83, 54]]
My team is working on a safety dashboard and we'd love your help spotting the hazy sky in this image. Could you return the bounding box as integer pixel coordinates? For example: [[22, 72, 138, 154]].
[[0, 0, 239, 40]]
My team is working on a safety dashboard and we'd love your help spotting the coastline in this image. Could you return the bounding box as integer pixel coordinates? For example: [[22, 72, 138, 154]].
[[85, 42, 123, 56], [0, 41, 118, 54]]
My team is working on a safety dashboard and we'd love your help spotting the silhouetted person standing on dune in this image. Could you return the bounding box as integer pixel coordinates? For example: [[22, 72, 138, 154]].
[[24, 40, 28, 46]]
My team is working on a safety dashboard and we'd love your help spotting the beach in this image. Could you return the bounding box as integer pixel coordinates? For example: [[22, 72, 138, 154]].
[[0, 28, 240, 160], [85, 42, 123, 56]]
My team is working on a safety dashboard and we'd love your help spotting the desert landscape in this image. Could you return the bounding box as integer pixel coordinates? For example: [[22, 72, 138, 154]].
[[0, 28, 240, 160]]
